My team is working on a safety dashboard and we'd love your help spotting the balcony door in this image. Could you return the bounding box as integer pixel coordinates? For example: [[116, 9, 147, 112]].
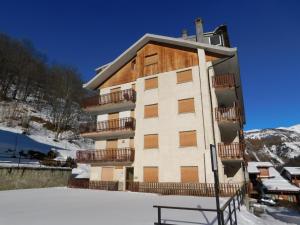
[[110, 87, 121, 103], [108, 112, 119, 130], [106, 139, 118, 160], [125, 167, 134, 190], [101, 167, 114, 181]]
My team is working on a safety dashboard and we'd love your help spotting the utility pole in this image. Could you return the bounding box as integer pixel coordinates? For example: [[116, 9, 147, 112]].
[[210, 144, 222, 225]]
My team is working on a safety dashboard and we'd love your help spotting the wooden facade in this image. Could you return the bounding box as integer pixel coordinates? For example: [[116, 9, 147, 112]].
[[99, 42, 223, 89]]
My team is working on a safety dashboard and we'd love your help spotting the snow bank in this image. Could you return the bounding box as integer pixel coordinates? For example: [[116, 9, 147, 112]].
[[0, 188, 293, 225]]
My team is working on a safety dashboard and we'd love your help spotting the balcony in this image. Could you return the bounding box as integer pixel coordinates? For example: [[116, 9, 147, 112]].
[[81, 88, 136, 114], [215, 106, 242, 123], [212, 74, 235, 89], [76, 148, 135, 165], [217, 142, 245, 161], [80, 117, 135, 139], [212, 74, 237, 105]]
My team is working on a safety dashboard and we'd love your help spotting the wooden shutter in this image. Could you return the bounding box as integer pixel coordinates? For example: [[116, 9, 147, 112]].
[[106, 139, 118, 148], [108, 113, 119, 130], [143, 167, 158, 182], [108, 112, 119, 120], [131, 83, 136, 90], [181, 166, 199, 183], [111, 87, 121, 93], [177, 69, 193, 84], [144, 104, 158, 118], [101, 167, 114, 181], [178, 98, 195, 113], [144, 77, 158, 90], [144, 134, 159, 149], [144, 53, 158, 66], [129, 138, 134, 148], [259, 168, 269, 177], [179, 130, 197, 147]]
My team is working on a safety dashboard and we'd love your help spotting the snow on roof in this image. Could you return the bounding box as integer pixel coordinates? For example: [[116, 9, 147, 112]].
[[261, 167, 300, 192], [283, 167, 300, 175], [84, 33, 237, 90], [247, 161, 273, 173]]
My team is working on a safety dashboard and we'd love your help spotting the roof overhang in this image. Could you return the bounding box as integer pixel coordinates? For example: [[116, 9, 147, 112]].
[[84, 33, 237, 90]]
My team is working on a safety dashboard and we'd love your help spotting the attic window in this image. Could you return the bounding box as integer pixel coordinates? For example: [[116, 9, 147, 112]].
[[144, 53, 158, 66], [209, 35, 223, 46]]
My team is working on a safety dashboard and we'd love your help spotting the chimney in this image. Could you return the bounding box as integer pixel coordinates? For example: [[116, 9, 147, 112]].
[[181, 29, 188, 39], [195, 18, 204, 43]]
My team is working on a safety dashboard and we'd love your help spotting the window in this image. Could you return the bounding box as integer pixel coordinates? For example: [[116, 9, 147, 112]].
[[144, 104, 158, 118], [101, 167, 114, 181], [178, 98, 195, 114], [144, 134, 159, 149], [143, 167, 158, 182], [181, 166, 199, 183], [177, 69, 193, 84], [144, 77, 158, 90], [209, 35, 223, 46], [106, 139, 118, 149], [144, 53, 158, 66], [179, 130, 197, 147]]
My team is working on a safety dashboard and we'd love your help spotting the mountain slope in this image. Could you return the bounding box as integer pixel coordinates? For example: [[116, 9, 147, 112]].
[[245, 124, 300, 166]]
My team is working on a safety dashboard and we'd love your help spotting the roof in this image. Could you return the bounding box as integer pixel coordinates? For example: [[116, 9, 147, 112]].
[[283, 167, 300, 175], [247, 161, 273, 173], [84, 33, 237, 90], [262, 167, 300, 192]]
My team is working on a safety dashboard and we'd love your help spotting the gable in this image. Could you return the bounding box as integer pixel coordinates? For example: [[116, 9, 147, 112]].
[[99, 42, 224, 89]]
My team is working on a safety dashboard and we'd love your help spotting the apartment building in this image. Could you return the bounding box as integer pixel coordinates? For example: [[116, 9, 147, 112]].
[[76, 19, 246, 194]]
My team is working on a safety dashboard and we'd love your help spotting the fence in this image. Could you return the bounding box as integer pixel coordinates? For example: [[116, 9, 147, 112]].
[[127, 182, 241, 197], [68, 179, 119, 191], [153, 184, 246, 225]]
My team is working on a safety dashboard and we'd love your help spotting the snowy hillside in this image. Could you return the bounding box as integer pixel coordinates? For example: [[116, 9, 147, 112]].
[[245, 124, 300, 166], [0, 100, 94, 161]]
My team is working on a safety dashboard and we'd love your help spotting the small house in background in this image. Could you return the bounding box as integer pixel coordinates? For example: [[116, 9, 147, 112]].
[[247, 162, 300, 204], [281, 167, 300, 187]]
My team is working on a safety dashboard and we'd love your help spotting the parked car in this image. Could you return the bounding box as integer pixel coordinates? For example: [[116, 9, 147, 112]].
[[258, 196, 277, 206]]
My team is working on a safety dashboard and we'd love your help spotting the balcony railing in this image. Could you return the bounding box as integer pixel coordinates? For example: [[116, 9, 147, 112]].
[[76, 148, 135, 164], [81, 88, 136, 108], [215, 106, 242, 123], [79, 117, 135, 134], [212, 74, 235, 89], [218, 142, 245, 159]]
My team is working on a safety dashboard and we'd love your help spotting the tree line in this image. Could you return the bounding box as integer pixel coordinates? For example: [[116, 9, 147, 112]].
[[0, 33, 87, 139]]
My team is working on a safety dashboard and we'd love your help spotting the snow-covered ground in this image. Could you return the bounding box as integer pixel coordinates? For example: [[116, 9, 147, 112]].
[[0, 188, 294, 225]]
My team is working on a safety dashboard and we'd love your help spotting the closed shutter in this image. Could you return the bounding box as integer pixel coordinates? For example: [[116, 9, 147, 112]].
[[143, 167, 158, 182], [108, 113, 119, 129], [144, 134, 159, 149], [106, 139, 118, 149], [179, 130, 197, 147], [259, 168, 269, 177], [144, 104, 158, 118], [144, 77, 158, 90], [110, 87, 121, 102], [144, 53, 159, 76], [101, 167, 114, 181], [181, 166, 199, 183], [178, 98, 195, 113], [177, 69, 193, 84]]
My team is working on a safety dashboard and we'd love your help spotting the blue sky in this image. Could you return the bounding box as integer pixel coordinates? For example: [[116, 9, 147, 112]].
[[0, 0, 299, 130]]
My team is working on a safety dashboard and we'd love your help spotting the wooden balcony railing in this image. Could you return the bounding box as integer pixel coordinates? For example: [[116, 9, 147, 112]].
[[127, 182, 241, 197], [76, 148, 135, 163], [212, 74, 235, 89], [215, 106, 242, 123], [81, 88, 136, 108], [79, 117, 135, 134], [218, 142, 245, 159]]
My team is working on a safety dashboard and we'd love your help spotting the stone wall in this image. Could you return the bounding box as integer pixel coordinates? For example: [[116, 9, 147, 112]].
[[0, 166, 71, 190]]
